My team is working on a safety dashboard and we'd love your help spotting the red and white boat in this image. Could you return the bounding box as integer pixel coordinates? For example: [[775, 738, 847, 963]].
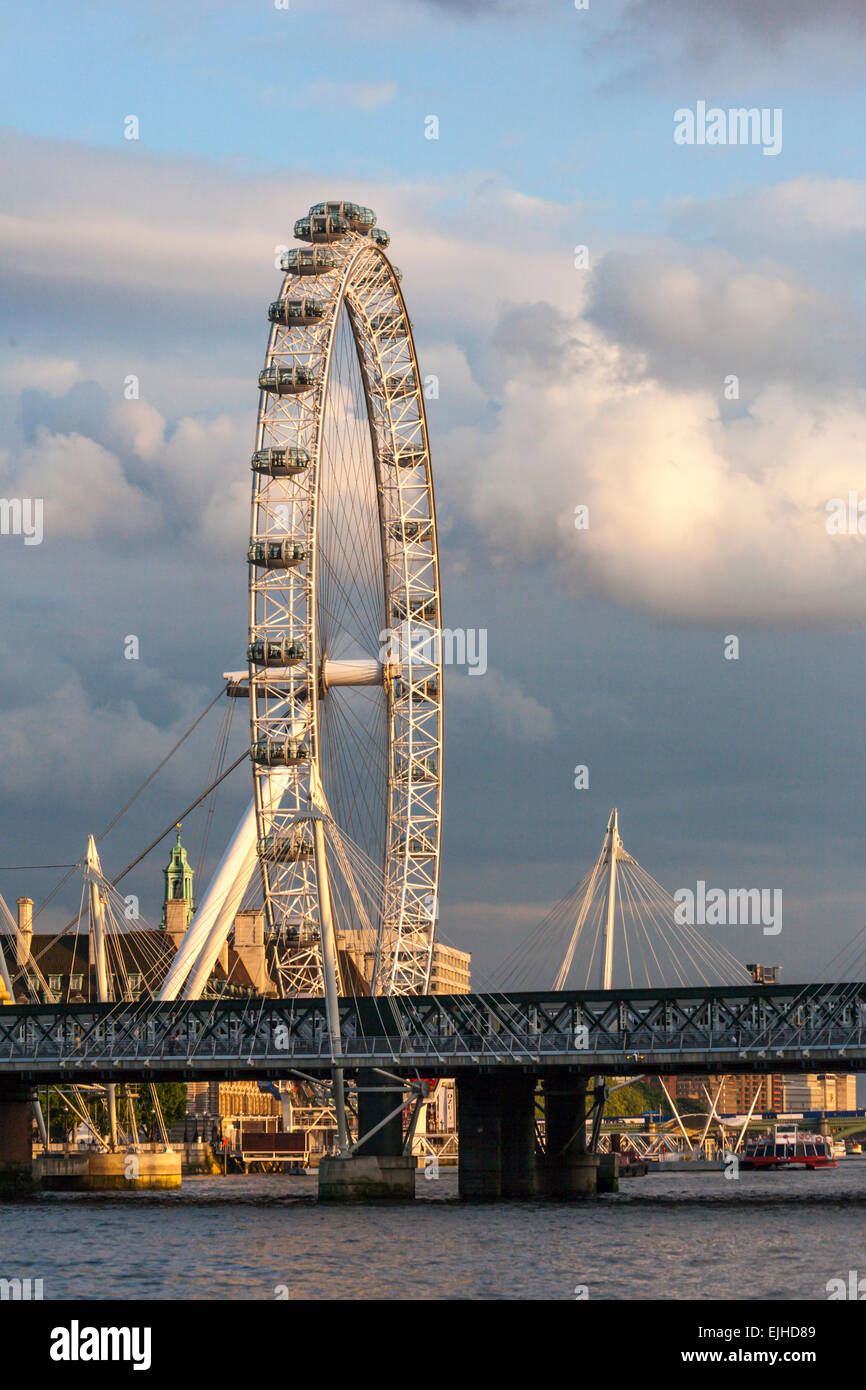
[[741, 1124, 836, 1171]]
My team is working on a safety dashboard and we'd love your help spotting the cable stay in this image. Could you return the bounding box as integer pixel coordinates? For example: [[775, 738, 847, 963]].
[[495, 807, 753, 993]]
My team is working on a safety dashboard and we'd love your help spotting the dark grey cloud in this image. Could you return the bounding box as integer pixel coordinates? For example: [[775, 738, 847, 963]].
[[625, 0, 866, 42], [491, 301, 589, 378]]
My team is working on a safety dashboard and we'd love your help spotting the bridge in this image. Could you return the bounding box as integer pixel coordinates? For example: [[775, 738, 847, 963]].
[[1, 983, 865, 1082], [3, 981, 863, 1198]]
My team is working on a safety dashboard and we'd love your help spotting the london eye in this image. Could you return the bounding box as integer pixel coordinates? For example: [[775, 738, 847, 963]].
[[248, 201, 444, 1001]]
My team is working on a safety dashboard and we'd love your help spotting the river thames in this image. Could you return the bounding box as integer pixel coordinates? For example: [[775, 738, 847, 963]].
[[6, 1163, 866, 1301]]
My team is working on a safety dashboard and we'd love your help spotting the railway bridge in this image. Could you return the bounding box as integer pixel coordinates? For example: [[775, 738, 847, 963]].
[[1, 982, 864, 1198]]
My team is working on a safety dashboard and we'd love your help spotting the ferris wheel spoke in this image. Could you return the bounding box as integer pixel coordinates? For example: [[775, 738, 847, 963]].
[[321, 694, 388, 860]]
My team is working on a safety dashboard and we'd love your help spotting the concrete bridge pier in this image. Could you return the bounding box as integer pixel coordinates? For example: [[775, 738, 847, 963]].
[[457, 1073, 504, 1200], [0, 1082, 38, 1197], [318, 1071, 415, 1201], [456, 1073, 539, 1199], [542, 1075, 598, 1199], [500, 1075, 538, 1199]]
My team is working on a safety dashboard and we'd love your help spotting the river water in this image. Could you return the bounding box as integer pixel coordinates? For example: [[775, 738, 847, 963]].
[[5, 1163, 866, 1300]]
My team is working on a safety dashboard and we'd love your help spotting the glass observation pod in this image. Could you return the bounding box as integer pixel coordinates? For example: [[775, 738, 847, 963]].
[[408, 835, 436, 858], [251, 737, 308, 767], [258, 833, 313, 863], [247, 539, 306, 569], [350, 205, 377, 231], [381, 447, 427, 470], [268, 298, 326, 326], [370, 310, 406, 340], [251, 446, 311, 477], [258, 364, 319, 395], [309, 201, 376, 231], [396, 754, 438, 783], [383, 371, 417, 397], [393, 594, 436, 622], [293, 214, 350, 244], [279, 247, 338, 276], [393, 675, 439, 702], [360, 226, 390, 248], [285, 922, 320, 945], [390, 518, 433, 542], [247, 637, 306, 666]]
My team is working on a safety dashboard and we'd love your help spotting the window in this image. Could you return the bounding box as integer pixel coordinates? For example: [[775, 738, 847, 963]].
[[48, 975, 62, 993], [70, 974, 83, 992]]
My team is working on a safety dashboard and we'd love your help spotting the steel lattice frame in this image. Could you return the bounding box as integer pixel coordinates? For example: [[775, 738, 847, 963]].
[[248, 208, 443, 999]]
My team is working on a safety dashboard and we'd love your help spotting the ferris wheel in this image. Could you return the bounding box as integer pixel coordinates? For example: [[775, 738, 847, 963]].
[[248, 201, 443, 1000]]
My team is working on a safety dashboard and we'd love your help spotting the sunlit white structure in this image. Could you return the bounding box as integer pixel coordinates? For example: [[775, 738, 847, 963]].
[[162, 203, 443, 1019]]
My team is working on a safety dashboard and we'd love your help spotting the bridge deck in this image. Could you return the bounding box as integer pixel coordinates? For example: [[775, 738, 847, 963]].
[[1, 984, 864, 1083]]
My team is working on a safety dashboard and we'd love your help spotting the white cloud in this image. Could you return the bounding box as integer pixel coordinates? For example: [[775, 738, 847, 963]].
[[586, 248, 853, 388], [5, 134, 866, 627], [0, 353, 83, 394], [299, 80, 398, 111], [0, 428, 160, 543]]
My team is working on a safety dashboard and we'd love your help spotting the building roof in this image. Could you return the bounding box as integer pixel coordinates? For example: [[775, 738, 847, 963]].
[[11, 930, 260, 1003]]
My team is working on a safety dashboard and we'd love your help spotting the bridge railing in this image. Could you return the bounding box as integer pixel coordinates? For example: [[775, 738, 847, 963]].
[[1, 987, 864, 1069]]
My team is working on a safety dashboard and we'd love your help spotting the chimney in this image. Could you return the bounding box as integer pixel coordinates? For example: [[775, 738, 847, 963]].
[[233, 910, 271, 995], [16, 897, 33, 969]]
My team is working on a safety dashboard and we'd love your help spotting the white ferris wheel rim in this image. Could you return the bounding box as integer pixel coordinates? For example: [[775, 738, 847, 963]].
[[248, 203, 444, 999]]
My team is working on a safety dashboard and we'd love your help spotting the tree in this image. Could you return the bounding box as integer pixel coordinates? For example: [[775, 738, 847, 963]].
[[134, 1083, 188, 1140]]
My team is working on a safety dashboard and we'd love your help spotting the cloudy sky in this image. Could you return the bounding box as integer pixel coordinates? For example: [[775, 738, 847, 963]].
[[1, 0, 866, 987]]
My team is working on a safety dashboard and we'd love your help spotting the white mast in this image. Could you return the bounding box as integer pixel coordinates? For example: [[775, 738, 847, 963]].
[[160, 770, 289, 1002], [600, 807, 620, 991], [85, 836, 118, 1150], [309, 767, 349, 1153]]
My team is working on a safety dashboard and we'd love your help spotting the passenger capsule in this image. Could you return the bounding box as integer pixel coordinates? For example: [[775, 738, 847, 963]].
[[268, 298, 326, 326], [395, 754, 437, 783], [280, 247, 337, 276], [383, 370, 417, 398], [247, 539, 307, 569], [309, 201, 375, 231], [389, 518, 433, 542], [380, 446, 427, 469], [251, 737, 308, 767], [407, 834, 436, 857], [248, 637, 306, 666], [370, 310, 406, 340], [258, 832, 313, 863], [258, 364, 318, 395], [393, 594, 436, 622], [286, 921, 319, 945], [393, 675, 439, 702], [251, 446, 310, 477], [294, 213, 349, 244]]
